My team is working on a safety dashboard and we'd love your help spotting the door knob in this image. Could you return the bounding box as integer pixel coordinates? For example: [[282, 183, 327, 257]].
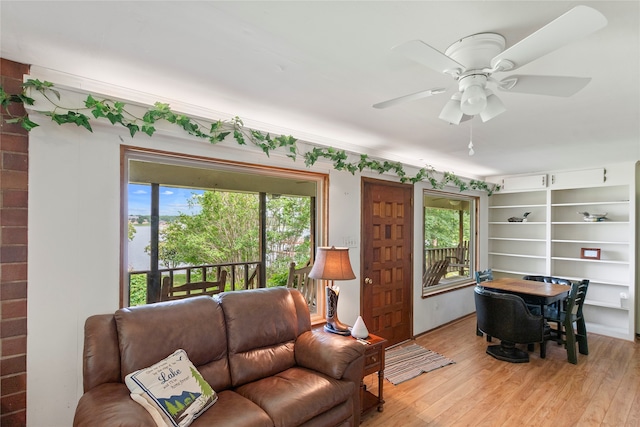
[[364, 277, 373, 284]]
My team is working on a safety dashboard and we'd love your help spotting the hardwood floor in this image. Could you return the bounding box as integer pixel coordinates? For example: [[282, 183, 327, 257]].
[[360, 314, 640, 426]]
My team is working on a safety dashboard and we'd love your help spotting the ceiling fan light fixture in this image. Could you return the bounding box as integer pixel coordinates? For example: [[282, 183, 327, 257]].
[[480, 90, 506, 122], [438, 92, 464, 124], [461, 85, 486, 115], [459, 75, 488, 115]]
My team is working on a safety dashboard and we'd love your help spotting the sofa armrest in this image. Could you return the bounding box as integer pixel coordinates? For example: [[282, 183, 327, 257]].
[[295, 329, 365, 379], [83, 314, 121, 392], [73, 383, 154, 427]]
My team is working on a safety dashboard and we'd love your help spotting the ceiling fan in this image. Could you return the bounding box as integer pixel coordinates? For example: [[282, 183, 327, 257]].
[[373, 5, 608, 124]]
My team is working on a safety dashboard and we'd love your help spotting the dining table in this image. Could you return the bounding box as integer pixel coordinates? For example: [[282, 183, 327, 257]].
[[479, 277, 571, 315]]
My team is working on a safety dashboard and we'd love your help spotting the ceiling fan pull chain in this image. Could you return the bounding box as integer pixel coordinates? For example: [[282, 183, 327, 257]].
[[468, 121, 475, 156]]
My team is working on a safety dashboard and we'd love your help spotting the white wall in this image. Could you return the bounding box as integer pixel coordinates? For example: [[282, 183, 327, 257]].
[[26, 94, 481, 426], [28, 122, 122, 425]]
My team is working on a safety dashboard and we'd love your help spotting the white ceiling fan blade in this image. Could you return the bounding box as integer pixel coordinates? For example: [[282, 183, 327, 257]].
[[491, 6, 607, 71], [373, 88, 446, 109], [498, 75, 591, 97], [393, 40, 465, 76]]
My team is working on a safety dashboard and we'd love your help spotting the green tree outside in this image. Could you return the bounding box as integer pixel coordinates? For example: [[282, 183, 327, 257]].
[[128, 221, 136, 241], [265, 195, 311, 286], [156, 191, 260, 267], [424, 207, 470, 248], [140, 190, 312, 292]]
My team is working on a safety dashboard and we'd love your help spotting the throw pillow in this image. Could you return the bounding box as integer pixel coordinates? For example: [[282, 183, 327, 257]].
[[125, 349, 217, 427]]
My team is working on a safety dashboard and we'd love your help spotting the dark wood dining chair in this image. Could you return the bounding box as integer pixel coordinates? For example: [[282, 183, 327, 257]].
[[544, 279, 590, 364], [475, 268, 493, 340], [522, 275, 572, 315], [474, 286, 547, 363], [475, 268, 493, 284]]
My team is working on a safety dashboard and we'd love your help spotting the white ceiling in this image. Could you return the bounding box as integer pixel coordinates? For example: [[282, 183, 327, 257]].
[[2, 1, 639, 179]]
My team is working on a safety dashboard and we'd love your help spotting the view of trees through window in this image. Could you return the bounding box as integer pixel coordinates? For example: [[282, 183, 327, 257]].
[[422, 192, 476, 294], [154, 190, 311, 283], [128, 187, 313, 306], [424, 206, 470, 249]]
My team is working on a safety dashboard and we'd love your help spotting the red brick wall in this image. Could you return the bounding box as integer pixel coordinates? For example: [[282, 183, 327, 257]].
[[1, 58, 29, 427]]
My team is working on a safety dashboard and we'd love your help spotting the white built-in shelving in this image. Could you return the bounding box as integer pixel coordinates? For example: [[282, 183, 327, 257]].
[[487, 166, 637, 341], [488, 189, 549, 277]]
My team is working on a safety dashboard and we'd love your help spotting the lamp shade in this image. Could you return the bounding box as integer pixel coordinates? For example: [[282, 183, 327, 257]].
[[308, 246, 356, 280]]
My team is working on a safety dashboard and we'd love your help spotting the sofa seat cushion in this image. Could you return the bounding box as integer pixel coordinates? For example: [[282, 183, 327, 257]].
[[235, 367, 355, 427], [190, 390, 272, 427]]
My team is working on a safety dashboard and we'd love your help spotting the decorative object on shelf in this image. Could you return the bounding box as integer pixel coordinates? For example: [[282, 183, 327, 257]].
[[507, 212, 531, 222], [578, 212, 608, 222], [350, 315, 369, 339], [620, 292, 629, 309], [580, 248, 601, 260], [308, 246, 356, 335]]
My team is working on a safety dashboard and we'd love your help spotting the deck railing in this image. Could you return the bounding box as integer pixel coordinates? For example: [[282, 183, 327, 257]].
[[129, 261, 262, 303], [425, 244, 470, 275]]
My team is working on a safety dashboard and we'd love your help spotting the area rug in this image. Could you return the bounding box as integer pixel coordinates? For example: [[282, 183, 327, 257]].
[[384, 343, 455, 385]]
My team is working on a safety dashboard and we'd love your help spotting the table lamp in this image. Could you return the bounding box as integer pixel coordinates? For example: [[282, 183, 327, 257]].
[[308, 246, 356, 335]]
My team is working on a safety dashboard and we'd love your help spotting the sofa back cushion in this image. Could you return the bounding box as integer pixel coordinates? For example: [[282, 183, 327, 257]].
[[115, 296, 232, 392], [216, 287, 310, 387]]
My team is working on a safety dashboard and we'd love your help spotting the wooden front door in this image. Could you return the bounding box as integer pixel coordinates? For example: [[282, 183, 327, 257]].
[[361, 178, 413, 346]]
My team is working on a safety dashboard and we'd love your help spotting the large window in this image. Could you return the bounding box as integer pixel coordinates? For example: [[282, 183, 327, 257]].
[[122, 149, 326, 317], [422, 190, 477, 296]]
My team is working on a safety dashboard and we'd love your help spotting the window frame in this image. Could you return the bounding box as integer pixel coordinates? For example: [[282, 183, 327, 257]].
[[421, 189, 478, 297], [120, 147, 327, 323]]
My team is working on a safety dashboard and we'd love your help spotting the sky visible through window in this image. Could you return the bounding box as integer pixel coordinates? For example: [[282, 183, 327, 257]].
[[128, 183, 203, 216]]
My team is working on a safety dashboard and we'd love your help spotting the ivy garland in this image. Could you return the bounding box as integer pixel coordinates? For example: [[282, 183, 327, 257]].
[[1, 79, 500, 195]]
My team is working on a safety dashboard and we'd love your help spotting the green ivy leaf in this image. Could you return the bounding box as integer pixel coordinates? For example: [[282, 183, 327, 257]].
[[141, 124, 156, 136], [21, 117, 39, 131], [85, 95, 98, 108], [251, 130, 266, 141], [126, 123, 139, 137], [233, 130, 246, 145], [71, 111, 93, 132], [0, 87, 9, 107], [106, 112, 123, 125], [0, 80, 500, 196], [210, 120, 223, 133], [17, 94, 35, 106], [303, 150, 318, 166], [25, 79, 60, 99], [210, 131, 229, 143], [142, 110, 157, 124]]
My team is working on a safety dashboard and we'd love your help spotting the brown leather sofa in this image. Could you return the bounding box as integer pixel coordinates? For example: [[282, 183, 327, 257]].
[[73, 287, 365, 427]]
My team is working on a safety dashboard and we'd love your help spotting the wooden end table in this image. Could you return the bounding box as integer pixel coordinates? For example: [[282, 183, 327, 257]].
[[357, 333, 387, 415]]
